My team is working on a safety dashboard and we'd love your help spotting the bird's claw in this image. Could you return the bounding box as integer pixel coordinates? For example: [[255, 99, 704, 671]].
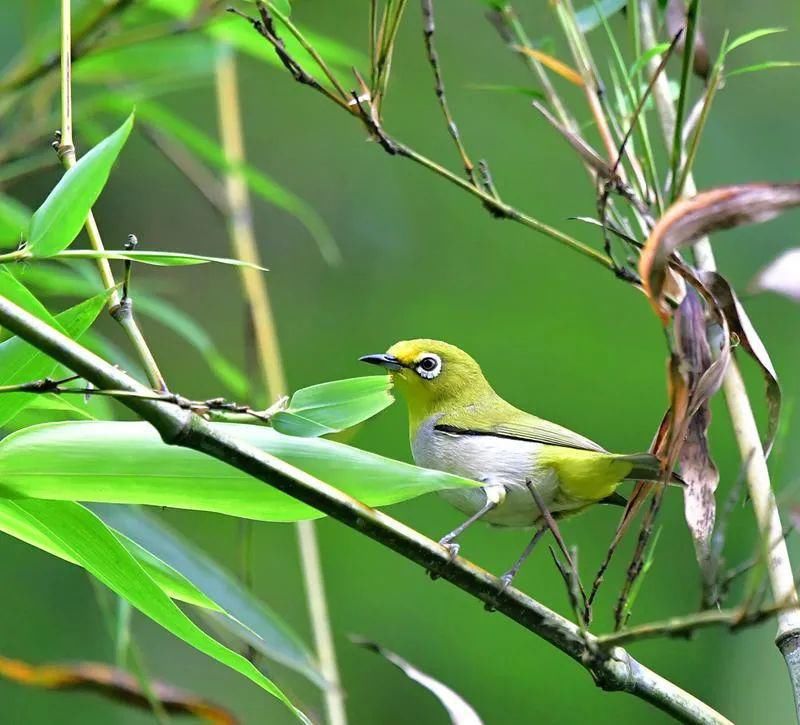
[[484, 571, 515, 612], [428, 538, 460, 580]]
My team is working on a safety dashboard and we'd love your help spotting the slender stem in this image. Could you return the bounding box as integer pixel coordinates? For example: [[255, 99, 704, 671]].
[[214, 47, 346, 725], [0, 294, 733, 725], [58, 0, 167, 391], [237, 4, 612, 270], [640, 3, 800, 717], [420, 0, 476, 184]]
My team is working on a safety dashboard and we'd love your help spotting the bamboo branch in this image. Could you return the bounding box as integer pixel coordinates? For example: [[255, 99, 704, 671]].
[[213, 46, 346, 725], [57, 0, 167, 392], [231, 3, 614, 271], [0, 293, 733, 725], [639, 2, 800, 717]]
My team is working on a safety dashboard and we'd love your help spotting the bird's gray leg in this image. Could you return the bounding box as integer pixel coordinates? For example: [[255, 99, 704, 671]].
[[483, 526, 546, 612], [500, 527, 547, 589], [438, 483, 505, 561]]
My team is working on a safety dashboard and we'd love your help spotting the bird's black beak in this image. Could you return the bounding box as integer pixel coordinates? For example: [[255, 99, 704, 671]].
[[359, 353, 403, 371]]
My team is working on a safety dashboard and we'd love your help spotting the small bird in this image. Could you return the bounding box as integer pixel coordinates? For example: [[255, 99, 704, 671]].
[[360, 339, 679, 587]]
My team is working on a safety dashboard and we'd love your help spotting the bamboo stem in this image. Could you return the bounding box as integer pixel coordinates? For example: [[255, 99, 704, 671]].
[[214, 47, 346, 725], [58, 0, 166, 391], [639, 3, 800, 717]]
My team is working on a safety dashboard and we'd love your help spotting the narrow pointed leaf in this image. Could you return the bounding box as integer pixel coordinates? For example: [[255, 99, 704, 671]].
[[0, 421, 478, 521], [50, 249, 268, 270], [728, 61, 800, 77], [0, 499, 306, 720], [0, 268, 61, 343], [0, 499, 221, 611], [353, 639, 482, 725], [726, 28, 786, 54], [271, 376, 394, 437], [27, 115, 134, 257], [0, 290, 111, 426], [575, 0, 627, 33], [90, 503, 324, 686]]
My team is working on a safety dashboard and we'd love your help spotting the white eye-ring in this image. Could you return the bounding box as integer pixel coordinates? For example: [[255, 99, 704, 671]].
[[415, 353, 442, 379]]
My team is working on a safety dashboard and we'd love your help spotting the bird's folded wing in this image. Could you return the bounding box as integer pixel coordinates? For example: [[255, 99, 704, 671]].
[[435, 413, 606, 453]]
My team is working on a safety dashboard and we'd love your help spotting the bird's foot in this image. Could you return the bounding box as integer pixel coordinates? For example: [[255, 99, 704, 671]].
[[484, 571, 516, 612], [428, 537, 460, 580]]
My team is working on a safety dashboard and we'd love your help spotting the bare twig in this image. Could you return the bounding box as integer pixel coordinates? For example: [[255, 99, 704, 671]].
[[420, 0, 477, 184], [233, 4, 613, 270]]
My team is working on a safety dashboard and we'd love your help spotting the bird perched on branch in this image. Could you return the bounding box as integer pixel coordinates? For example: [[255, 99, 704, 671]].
[[360, 339, 681, 587]]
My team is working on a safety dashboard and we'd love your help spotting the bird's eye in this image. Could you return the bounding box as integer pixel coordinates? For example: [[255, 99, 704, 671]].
[[415, 354, 442, 379]]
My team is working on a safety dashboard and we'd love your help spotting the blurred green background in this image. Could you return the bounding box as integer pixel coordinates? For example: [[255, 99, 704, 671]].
[[2, 0, 800, 722]]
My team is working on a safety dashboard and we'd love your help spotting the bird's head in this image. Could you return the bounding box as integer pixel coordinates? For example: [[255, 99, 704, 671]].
[[360, 339, 493, 420]]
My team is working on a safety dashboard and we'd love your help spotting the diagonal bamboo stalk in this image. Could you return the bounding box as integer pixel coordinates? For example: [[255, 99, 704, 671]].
[[0, 292, 733, 725]]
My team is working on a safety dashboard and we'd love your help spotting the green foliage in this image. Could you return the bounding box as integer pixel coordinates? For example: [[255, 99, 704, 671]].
[[0, 421, 477, 521], [271, 376, 394, 437], [26, 115, 133, 257], [0, 195, 31, 248], [0, 289, 110, 426], [90, 503, 324, 686]]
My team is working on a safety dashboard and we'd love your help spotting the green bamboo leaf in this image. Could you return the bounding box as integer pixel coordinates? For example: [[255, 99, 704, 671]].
[[272, 376, 394, 437], [0, 499, 221, 611], [101, 96, 340, 264], [27, 114, 134, 257], [628, 43, 671, 79], [0, 421, 478, 521], [3, 394, 97, 431], [0, 268, 62, 343], [726, 28, 786, 55], [0, 289, 111, 426], [50, 249, 268, 269], [90, 503, 324, 686], [575, 0, 627, 32], [727, 61, 800, 77], [465, 84, 546, 100], [0, 499, 307, 721], [0, 194, 31, 247], [74, 35, 215, 85]]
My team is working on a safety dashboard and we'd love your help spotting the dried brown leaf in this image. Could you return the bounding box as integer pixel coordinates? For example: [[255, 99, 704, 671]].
[[512, 45, 584, 86], [639, 183, 800, 321], [0, 655, 236, 724], [665, 0, 710, 81], [701, 270, 781, 456], [674, 289, 720, 598]]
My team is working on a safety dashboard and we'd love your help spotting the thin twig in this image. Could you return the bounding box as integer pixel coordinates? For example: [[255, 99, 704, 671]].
[[233, 5, 613, 270], [420, 0, 477, 184]]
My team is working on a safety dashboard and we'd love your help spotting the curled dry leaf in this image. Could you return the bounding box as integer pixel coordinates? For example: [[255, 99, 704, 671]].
[[751, 248, 800, 302], [665, 0, 710, 81], [674, 289, 720, 600], [0, 655, 236, 724], [701, 271, 781, 456], [639, 183, 800, 321]]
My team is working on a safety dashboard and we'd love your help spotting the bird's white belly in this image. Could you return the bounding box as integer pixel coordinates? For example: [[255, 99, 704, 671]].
[[412, 420, 563, 527]]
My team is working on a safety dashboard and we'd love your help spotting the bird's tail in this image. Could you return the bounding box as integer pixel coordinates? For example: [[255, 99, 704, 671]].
[[618, 453, 685, 486]]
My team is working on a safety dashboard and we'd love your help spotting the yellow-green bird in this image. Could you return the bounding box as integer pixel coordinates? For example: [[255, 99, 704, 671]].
[[360, 339, 679, 586]]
